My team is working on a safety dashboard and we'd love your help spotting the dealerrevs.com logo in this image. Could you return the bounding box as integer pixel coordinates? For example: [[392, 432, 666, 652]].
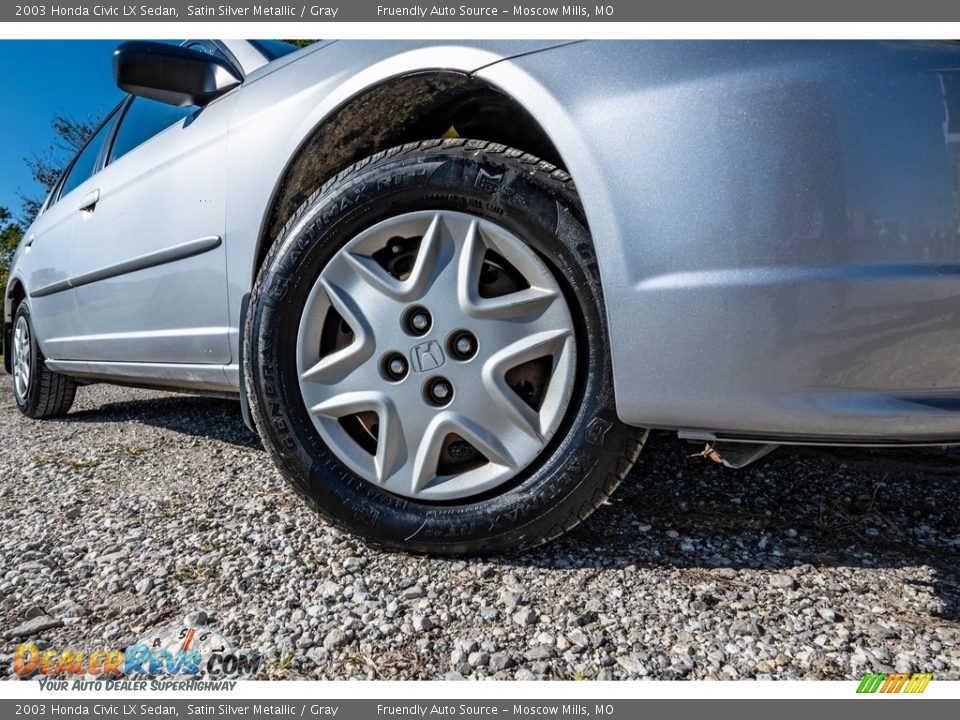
[[13, 624, 261, 691]]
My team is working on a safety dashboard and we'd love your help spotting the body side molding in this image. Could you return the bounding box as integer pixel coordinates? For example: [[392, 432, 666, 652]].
[[31, 235, 223, 298]]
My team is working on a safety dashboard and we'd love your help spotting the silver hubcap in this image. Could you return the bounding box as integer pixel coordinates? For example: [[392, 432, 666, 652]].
[[297, 210, 577, 501], [13, 315, 31, 403]]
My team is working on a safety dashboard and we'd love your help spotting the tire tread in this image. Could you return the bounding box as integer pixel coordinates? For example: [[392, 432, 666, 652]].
[[269, 139, 577, 254], [29, 358, 77, 419]]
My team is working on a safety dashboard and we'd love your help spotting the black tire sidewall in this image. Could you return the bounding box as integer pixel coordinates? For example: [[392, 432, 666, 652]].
[[13, 303, 38, 414], [248, 143, 631, 553]]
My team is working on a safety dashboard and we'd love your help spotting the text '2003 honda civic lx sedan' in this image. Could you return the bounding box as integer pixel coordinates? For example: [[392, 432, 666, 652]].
[[6, 40, 960, 553]]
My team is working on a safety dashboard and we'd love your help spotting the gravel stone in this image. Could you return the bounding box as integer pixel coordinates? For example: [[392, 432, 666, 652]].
[[513, 607, 538, 627], [403, 585, 426, 600], [6, 615, 63, 639], [412, 615, 435, 632], [499, 590, 522, 609], [616, 655, 647, 676], [183, 611, 208, 626], [455, 639, 479, 653], [488, 653, 515, 672], [322, 629, 348, 650], [51, 600, 87, 619], [525, 646, 554, 661], [769, 574, 797, 590], [817, 607, 838, 623], [467, 652, 489, 667], [23, 605, 45, 620]]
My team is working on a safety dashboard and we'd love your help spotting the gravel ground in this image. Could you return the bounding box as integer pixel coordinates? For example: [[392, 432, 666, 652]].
[[1, 380, 958, 681]]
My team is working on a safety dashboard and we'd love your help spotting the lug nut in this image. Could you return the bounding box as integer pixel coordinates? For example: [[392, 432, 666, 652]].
[[411, 312, 430, 332], [381, 353, 408, 381], [426, 377, 454, 406], [449, 330, 478, 361], [404, 306, 432, 335]]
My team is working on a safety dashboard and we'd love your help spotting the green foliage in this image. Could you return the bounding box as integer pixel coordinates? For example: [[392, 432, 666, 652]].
[[2, 112, 98, 330], [0, 207, 21, 262], [280, 39, 316, 48], [20, 112, 100, 224], [0, 206, 23, 330]]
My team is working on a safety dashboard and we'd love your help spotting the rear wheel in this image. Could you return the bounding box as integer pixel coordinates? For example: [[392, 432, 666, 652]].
[[246, 139, 645, 554], [11, 303, 77, 419]]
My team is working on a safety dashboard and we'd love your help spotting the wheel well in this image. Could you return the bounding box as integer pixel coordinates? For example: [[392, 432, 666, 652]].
[[252, 71, 565, 283], [4, 279, 25, 374], [7, 279, 25, 311]]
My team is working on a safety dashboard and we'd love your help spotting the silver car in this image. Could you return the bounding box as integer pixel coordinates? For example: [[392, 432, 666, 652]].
[[7, 39, 960, 553]]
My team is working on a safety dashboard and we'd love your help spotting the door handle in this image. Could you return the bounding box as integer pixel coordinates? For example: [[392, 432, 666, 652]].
[[78, 189, 99, 213]]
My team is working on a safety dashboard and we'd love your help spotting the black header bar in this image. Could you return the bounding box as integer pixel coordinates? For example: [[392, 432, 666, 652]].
[[5, 1, 960, 22]]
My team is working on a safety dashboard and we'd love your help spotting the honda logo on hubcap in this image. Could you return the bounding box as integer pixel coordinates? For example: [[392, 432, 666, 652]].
[[410, 341, 445, 373]]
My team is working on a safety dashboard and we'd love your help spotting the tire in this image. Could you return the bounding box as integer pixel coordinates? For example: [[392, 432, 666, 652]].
[[11, 303, 77, 419], [245, 139, 645, 554]]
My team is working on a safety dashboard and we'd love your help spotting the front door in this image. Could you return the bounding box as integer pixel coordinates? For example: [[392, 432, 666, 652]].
[[67, 93, 235, 365]]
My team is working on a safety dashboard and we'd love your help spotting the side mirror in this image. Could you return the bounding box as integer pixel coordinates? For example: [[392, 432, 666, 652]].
[[113, 41, 241, 107]]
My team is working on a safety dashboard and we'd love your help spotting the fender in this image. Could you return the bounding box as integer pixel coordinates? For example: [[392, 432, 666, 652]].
[[225, 41, 569, 367], [482, 41, 960, 443]]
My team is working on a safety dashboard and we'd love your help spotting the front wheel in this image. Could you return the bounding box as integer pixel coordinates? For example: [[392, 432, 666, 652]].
[[245, 139, 645, 554]]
